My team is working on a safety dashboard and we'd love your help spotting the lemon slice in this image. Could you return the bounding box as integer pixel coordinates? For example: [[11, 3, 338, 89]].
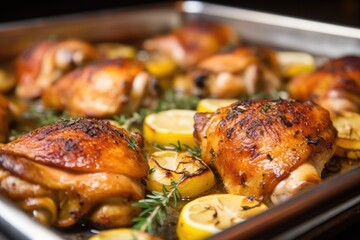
[[146, 150, 215, 198], [96, 43, 136, 59], [276, 51, 315, 77], [197, 98, 238, 112], [89, 228, 160, 240], [145, 55, 177, 89], [143, 109, 196, 147], [177, 194, 268, 240], [146, 57, 177, 78]]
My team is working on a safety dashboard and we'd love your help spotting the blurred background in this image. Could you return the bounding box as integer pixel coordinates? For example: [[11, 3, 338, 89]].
[[1, 0, 360, 28]]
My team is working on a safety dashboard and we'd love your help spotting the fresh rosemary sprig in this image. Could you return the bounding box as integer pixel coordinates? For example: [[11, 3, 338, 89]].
[[132, 179, 182, 234], [185, 145, 202, 158], [154, 141, 202, 158]]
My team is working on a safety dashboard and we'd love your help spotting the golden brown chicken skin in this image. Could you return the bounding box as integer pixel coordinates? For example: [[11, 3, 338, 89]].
[[288, 56, 360, 113], [15, 38, 101, 99], [194, 99, 337, 204], [42, 58, 157, 118], [143, 21, 239, 68], [0, 118, 148, 228], [174, 47, 281, 98]]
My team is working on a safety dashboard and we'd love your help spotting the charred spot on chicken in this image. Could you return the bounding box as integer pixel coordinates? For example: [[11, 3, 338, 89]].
[[194, 99, 337, 205]]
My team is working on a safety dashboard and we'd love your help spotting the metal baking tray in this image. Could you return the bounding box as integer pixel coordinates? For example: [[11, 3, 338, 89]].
[[0, 1, 360, 239]]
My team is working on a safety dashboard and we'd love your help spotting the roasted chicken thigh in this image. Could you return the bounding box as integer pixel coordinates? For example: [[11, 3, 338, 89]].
[[194, 99, 337, 204], [288, 56, 360, 113], [174, 47, 281, 98], [15, 38, 100, 99], [143, 21, 239, 68], [0, 118, 148, 228], [42, 58, 158, 118]]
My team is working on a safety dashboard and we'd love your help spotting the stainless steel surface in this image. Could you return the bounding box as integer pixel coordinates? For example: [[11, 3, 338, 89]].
[[0, 1, 359, 239], [207, 166, 360, 240], [0, 3, 180, 59], [179, 1, 360, 57], [0, 196, 64, 240]]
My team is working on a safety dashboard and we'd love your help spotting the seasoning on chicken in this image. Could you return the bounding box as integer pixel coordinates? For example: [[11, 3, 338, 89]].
[[0, 118, 149, 228], [174, 47, 281, 98], [288, 56, 360, 113], [15, 38, 101, 99], [42, 58, 158, 118], [143, 21, 239, 68], [194, 99, 337, 205]]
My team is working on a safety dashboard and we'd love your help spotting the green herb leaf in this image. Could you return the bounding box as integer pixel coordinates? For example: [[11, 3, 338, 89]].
[[113, 90, 199, 131], [125, 135, 138, 150], [132, 178, 182, 234], [154, 141, 201, 158]]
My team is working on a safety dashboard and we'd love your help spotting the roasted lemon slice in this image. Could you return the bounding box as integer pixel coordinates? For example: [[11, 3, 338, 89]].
[[143, 110, 196, 147], [176, 194, 268, 240], [276, 51, 315, 78], [145, 55, 177, 89], [96, 43, 136, 59], [197, 98, 238, 112], [89, 228, 160, 240], [146, 56, 177, 78], [146, 150, 215, 198]]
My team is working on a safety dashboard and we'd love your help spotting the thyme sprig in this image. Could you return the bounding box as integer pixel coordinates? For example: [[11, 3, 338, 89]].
[[125, 135, 139, 150], [154, 141, 201, 158], [132, 179, 182, 234], [10, 104, 71, 140], [113, 90, 199, 130], [113, 108, 152, 130], [157, 90, 199, 111], [24, 104, 71, 126]]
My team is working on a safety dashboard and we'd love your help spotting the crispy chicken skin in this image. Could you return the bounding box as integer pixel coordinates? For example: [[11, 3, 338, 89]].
[[15, 38, 100, 99], [288, 56, 360, 113], [42, 58, 157, 118], [174, 47, 281, 98], [0, 118, 148, 228], [143, 21, 239, 68], [194, 99, 336, 204]]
